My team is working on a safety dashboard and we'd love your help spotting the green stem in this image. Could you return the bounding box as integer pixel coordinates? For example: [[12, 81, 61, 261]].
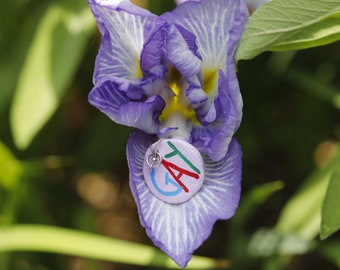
[[0, 225, 227, 269]]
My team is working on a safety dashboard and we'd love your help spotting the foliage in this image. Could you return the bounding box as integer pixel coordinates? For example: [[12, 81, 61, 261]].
[[0, 0, 339, 269], [236, 0, 340, 60], [9, 0, 95, 149]]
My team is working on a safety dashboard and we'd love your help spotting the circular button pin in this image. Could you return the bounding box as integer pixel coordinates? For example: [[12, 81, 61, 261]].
[[143, 138, 204, 204]]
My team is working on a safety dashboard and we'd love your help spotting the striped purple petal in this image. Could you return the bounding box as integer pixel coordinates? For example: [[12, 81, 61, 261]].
[[89, 79, 165, 133], [127, 130, 242, 267]]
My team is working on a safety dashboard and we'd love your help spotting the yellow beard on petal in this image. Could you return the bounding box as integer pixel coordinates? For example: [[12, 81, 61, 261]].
[[203, 68, 219, 97], [136, 58, 143, 79], [159, 67, 198, 124]]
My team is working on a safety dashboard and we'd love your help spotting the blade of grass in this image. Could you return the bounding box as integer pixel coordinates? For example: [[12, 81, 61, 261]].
[[0, 225, 227, 269]]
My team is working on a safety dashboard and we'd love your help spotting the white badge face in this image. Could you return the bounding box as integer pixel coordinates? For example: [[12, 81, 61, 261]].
[[143, 138, 204, 204]]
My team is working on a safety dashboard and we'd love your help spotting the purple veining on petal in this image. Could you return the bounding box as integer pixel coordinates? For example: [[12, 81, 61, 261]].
[[169, 0, 248, 70], [88, 0, 248, 265], [164, 0, 248, 160], [140, 21, 167, 77], [165, 24, 202, 78], [191, 69, 242, 161], [228, 0, 249, 58], [127, 130, 242, 267], [89, 0, 160, 82], [89, 79, 165, 133], [89, 0, 247, 153]]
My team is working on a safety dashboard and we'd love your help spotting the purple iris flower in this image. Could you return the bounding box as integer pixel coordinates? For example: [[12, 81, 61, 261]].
[[88, 0, 248, 267]]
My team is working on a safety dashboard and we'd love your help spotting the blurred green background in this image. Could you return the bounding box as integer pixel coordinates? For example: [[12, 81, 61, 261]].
[[0, 0, 340, 269]]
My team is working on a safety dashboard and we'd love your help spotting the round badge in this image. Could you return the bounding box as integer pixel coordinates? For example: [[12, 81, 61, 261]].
[[143, 138, 204, 204]]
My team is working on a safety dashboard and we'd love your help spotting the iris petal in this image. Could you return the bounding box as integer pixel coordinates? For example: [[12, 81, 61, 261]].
[[165, 23, 202, 78], [163, 0, 247, 161], [127, 130, 242, 267], [140, 23, 167, 77], [89, 79, 165, 133], [89, 0, 123, 9], [89, 0, 159, 84], [175, 0, 200, 5], [168, 0, 248, 72], [192, 69, 243, 161]]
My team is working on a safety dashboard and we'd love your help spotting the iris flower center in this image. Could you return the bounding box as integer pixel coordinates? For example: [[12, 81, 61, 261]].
[[159, 67, 198, 123]]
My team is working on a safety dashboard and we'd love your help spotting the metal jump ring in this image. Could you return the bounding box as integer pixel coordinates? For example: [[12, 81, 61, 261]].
[[146, 151, 162, 169]]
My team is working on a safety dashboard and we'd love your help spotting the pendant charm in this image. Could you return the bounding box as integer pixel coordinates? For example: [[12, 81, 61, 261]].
[[143, 138, 204, 204]]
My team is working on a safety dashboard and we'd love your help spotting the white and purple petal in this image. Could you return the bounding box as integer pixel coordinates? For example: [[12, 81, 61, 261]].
[[165, 23, 202, 78], [168, 0, 248, 72], [90, 0, 124, 9], [163, 0, 247, 160], [175, 0, 201, 6], [186, 84, 208, 105], [89, 79, 165, 133], [139, 21, 169, 79], [191, 69, 243, 161], [89, 0, 160, 84], [127, 130, 242, 267]]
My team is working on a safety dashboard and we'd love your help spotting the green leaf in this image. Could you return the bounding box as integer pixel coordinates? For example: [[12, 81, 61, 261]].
[[0, 2, 46, 115], [320, 155, 340, 239], [0, 141, 22, 190], [0, 225, 224, 269], [236, 0, 340, 61], [10, 0, 95, 150], [317, 241, 340, 267], [276, 164, 333, 240], [233, 180, 284, 226]]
